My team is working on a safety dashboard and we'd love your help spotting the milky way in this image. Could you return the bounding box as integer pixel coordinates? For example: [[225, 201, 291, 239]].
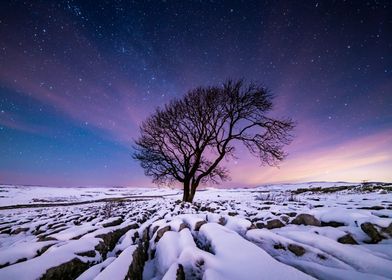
[[0, 1, 391, 187]]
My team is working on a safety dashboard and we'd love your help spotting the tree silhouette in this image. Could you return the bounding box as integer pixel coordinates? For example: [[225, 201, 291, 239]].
[[133, 79, 294, 202]]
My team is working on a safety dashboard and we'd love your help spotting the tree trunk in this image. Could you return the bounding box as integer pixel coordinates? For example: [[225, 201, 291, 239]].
[[187, 183, 198, 203], [183, 181, 190, 202]]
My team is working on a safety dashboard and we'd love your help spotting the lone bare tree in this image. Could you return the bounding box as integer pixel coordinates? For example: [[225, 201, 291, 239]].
[[133, 79, 294, 202]]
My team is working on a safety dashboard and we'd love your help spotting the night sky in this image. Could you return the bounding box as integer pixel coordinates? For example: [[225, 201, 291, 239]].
[[0, 1, 391, 187]]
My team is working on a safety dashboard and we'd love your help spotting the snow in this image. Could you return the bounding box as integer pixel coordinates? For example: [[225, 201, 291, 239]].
[[76, 257, 116, 280], [180, 214, 206, 230], [0, 184, 179, 207], [0, 182, 391, 279], [94, 245, 137, 280], [199, 223, 314, 280], [311, 208, 391, 227], [286, 259, 389, 280], [51, 223, 98, 241], [0, 240, 56, 266], [0, 238, 101, 280], [112, 229, 137, 256], [277, 230, 392, 278], [155, 229, 197, 276], [224, 215, 252, 234]]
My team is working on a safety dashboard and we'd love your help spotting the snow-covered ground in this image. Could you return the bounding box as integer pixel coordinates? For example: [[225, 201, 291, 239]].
[[0, 182, 391, 279], [0, 185, 180, 207]]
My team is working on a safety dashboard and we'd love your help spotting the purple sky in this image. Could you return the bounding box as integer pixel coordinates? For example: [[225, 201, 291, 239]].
[[0, 1, 391, 187]]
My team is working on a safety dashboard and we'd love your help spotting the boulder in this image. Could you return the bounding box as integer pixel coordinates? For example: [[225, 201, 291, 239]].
[[40, 258, 89, 280], [176, 263, 185, 280], [11, 227, 29, 234], [194, 220, 207, 231], [358, 206, 385, 210], [286, 212, 297, 217], [263, 201, 274, 205], [179, 223, 189, 231], [288, 244, 306, 256], [0, 228, 11, 235], [273, 243, 286, 250], [361, 222, 383, 243], [38, 236, 57, 242], [96, 224, 138, 258], [122, 226, 151, 280], [76, 250, 96, 257], [247, 224, 257, 230], [218, 217, 226, 225], [155, 226, 171, 242], [313, 205, 324, 208], [280, 215, 290, 223], [321, 221, 345, 227], [151, 225, 159, 236], [102, 218, 123, 228], [317, 254, 327, 260], [383, 222, 392, 237], [0, 262, 9, 269], [291, 214, 321, 226], [37, 244, 55, 256], [337, 234, 358, 245], [128, 241, 148, 279], [265, 219, 285, 229], [255, 222, 266, 229]]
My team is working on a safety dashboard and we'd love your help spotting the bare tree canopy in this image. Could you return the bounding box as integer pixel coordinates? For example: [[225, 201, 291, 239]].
[[133, 79, 294, 202]]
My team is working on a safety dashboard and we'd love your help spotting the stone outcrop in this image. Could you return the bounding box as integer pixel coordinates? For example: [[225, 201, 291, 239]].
[[288, 244, 306, 256], [265, 219, 285, 229], [337, 234, 358, 245], [361, 222, 383, 243], [95, 224, 138, 258], [291, 214, 321, 226], [382, 222, 392, 237], [40, 258, 89, 280], [321, 221, 345, 227], [194, 220, 207, 231], [154, 226, 171, 243], [102, 218, 123, 228], [176, 263, 185, 280], [11, 227, 29, 234]]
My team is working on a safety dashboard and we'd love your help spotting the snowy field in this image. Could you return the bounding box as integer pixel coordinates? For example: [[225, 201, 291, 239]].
[[0, 182, 392, 279]]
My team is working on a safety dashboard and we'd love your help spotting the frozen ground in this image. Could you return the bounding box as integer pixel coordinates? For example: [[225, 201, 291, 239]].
[[0, 182, 392, 279]]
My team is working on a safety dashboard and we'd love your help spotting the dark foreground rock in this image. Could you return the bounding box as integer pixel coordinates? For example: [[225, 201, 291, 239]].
[[40, 258, 89, 280], [288, 244, 306, 256], [361, 222, 383, 243], [291, 214, 321, 226], [194, 220, 207, 231], [11, 227, 29, 235], [265, 219, 285, 229], [127, 228, 150, 280], [95, 224, 138, 258], [155, 226, 171, 243], [321, 221, 345, 227], [383, 222, 392, 237], [179, 223, 188, 231], [176, 263, 185, 280], [102, 218, 123, 228], [337, 234, 358, 245]]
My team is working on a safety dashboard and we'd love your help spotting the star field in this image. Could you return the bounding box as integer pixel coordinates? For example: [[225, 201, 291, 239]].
[[0, 1, 391, 187]]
